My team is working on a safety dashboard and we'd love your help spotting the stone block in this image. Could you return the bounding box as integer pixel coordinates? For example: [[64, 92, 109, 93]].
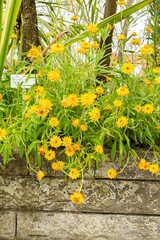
[[0, 211, 16, 239]]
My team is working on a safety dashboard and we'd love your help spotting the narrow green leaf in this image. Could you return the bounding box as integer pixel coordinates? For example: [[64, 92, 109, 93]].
[[111, 139, 117, 161], [119, 139, 123, 167], [89, 0, 93, 9], [0, 0, 3, 40], [91, 0, 97, 24]]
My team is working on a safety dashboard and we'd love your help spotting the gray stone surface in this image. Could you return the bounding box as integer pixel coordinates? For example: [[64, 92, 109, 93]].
[[17, 212, 160, 240], [0, 211, 16, 239], [0, 176, 160, 215], [95, 149, 160, 180]]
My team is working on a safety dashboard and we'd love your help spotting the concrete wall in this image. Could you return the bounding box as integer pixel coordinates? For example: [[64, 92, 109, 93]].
[[0, 149, 160, 240]]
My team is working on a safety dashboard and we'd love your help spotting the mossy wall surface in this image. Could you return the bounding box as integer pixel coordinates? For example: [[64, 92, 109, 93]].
[[0, 149, 160, 240]]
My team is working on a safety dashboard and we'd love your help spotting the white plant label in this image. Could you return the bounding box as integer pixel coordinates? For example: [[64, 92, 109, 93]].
[[11, 74, 35, 88]]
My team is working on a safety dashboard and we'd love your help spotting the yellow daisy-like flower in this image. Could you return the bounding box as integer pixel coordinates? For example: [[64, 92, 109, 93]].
[[50, 135, 62, 148], [139, 44, 153, 55], [0, 94, 2, 100], [89, 107, 100, 122], [116, 87, 129, 96], [73, 143, 81, 151], [49, 116, 59, 127], [68, 168, 80, 179], [144, 79, 150, 84], [106, 76, 112, 81], [86, 23, 98, 33], [130, 38, 141, 45], [66, 94, 79, 107], [28, 105, 39, 114], [27, 46, 41, 59], [95, 87, 104, 95], [131, 32, 137, 36], [113, 62, 117, 66], [116, 0, 126, 4], [79, 41, 92, 49], [38, 70, 44, 77], [153, 67, 160, 74], [23, 95, 31, 101], [7, 68, 12, 72], [35, 86, 44, 96], [145, 26, 152, 32], [65, 145, 76, 157], [72, 118, 79, 127], [70, 16, 79, 20], [76, 48, 87, 54], [116, 116, 128, 128], [134, 104, 141, 112], [155, 76, 160, 86], [137, 159, 149, 170], [11, 34, 17, 39], [95, 145, 103, 154], [51, 162, 60, 171], [70, 192, 84, 204], [107, 168, 117, 179], [91, 41, 100, 49], [80, 91, 96, 106], [80, 124, 87, 131], [37, 171, 44, 181], [117, 34, 126, 40], [45, 150, 55, 161], [149, 164, 159, 174], [61, 99, 68, 107], [51, 43, 64, 54], [122, 62, 134, 74], [37, 106, 49, 118], [156, 124, 160, 129], [46, 32, 50, 37], [63, 136, 72, 147], [107, 24, 112, 30], [113, 99, 122, 107], [38, 98, 53, 110], [0, 128, 7, 139], [37, 145, 45, 155], [47, 70, 61, 82], [25, 113, 30, 119], [142, 104, 154, 114]]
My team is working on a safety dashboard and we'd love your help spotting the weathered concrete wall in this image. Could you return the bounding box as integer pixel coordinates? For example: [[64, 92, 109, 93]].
[[0, 149, 160, 240]]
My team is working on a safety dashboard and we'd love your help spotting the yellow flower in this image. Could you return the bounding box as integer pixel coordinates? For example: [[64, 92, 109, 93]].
[[113, 62, 117, 66], [37, 171, 44, 181], [139, 44, 153, 55], [116, 87, 129, 96], [70, 16, 79, 20], [149, 164, 159, 174], [73, 143, 81, 151], [70, 192, 84, 204], [25, 113, 30, 119], [79, 41, 91, 49], [38, 98, 52, 110], [89, 107, 100, 122], [145, 26, 152, 32], [0, 128, 7, 139], [7, 68, 12, 72], [113, 99, 122, 107], [106, 76, 112, 81], [61, 99, 68, 107], [95, 87, 104, 95], [91, 41, 100, 49], [137, 159, 149, 170], [130, 38, 141, 45], [103, 105, 111, 111], [46, 32, 50, 37], [86, 23, 98, 33], [12, 45, 16, 49], [142, 104, 154, 114], [72, 118, 79, 127], [107, 24, 112, 30], [134, 104, 141, 112], [155, 77, 160, 86], [49, 116, 59, 127], [117, 34, 126, 40], [156, 124, 160, 129], [66, 94, 79, 107], [35, 86, 44, 96], [47, 70, 61, 81], [153, 67, 160, 74], [116, 0, 126, 4], [95, 145, 103, 154], [131, 32, 137, 36], [38, 70, 44, 77], [122, 62, 134, 74], [107, 168, 117, 179], [144, 79, 150, 84], [50, 135, 62, 148], [37, 145, 45, 155], [45, 150, 55, 161], [68, 168, 80, 179], [80, 124, 87, 131], [27, 46, 41, 59], [51, 163, 61, 171], [23, 95, 31, 101], [63, 136, 72, 147], [11, 34, 17, 39], [65, 145, 75, 157], [77, 48, 87, 54], [37, 106, 49, 118], [80, 91, 96, 106], [51, 43, 64, 54], [28, 105, 39, 114], [116, 116, 128, 128]]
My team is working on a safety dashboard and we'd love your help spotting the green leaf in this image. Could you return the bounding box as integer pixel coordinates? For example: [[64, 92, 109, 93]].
[[3, 143, 9, 164], [0, 0, 3, 40], [91, 0, 97, 24], [119, 139, 123, 167], [26, 142, 35, 155], [111, 139, 117, 161]]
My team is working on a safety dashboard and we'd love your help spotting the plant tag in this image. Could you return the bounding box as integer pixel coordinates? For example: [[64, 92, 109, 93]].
[[11, 74, 35, 88]]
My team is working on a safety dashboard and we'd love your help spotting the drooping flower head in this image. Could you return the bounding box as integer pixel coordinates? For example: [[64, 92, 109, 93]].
[[70, 192, 84, 204]]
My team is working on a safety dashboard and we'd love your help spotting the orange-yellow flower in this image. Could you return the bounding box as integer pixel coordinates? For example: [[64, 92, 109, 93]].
[[79, 41, 91, 49], [25, 113, 30, 119], [95, 145, 103, 154], [70, 192, 84, 204], [49, 116, 59, 127], [70, 16, 79, 20], [122, 62, 134, 74], [131, 32, 137, 36], [134, 105, 141, 112], [80, 125, 87, 131], [142, 104, 154, 114], [145, 26, 152, 32], [62, 136, 72, 147], [27, 46, 41, 59], [107, 168, 117, 179], [35, 86, 44, 96], [73, 143, 81, 151], [66, 94, 79, 107], [72, 118, 79, 127], [47, 70, 61, 81], [0, 128, 7, 139], [51, 163, 60, 171], [37, 171, 44, 181], [46, 32, 50, 37], [95, 87, 104, 95], [38, 98, 52, 110], [113, 99, 122, 107], [106, 76, 112, 81], [80, 91, 96, 106], [139, 44, 153, 55], [28, 105, 39, 114], [116, 0, 126, 4], [37, 145, 45, 155], [116, 116, 128, 128], [155, 77, 160, 86], [50, 135, 62, 148], [68, 168, 80, 179], [149, 164, 159, 174], [65, 145, 75, 157], [107, 24, 112, 30], [45, 150, 55, 161], [11, 34, 17, 39], [89, 107, 100, 122], [37, 106, 49, 118], [0, 94, 2, 100], [86, 23, 98, 33], [23, 95, 31, 101], [51, 43, 64, 54], [153, 68, 160, 74], [130, 38, 141, 45], [91, 41, 100, 49], [117, 34, 126, 40], [156, 124, 160, 129], [61, 99, 68, 107], [144, 79, 150, 84], [116, 87, 129, 96]]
